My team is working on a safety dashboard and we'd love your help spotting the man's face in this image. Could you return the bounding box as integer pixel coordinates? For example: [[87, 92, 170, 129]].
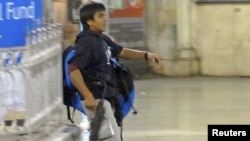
[[88, 10, 107, 32]]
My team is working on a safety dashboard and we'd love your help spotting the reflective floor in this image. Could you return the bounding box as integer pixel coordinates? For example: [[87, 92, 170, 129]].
[[114, 77, 250, 141], [3, 76, 250, 141]]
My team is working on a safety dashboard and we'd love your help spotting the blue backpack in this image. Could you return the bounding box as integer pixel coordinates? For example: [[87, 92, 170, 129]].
[[62, 45, 137, 123]]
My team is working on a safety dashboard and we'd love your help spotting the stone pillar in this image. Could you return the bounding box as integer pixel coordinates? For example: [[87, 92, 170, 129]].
[[145, 0, 177, 60], [175, 0, 200, 76], [176, 0, 198, 59], [177, 0, 191, 50], [145, 0, 199, 76]]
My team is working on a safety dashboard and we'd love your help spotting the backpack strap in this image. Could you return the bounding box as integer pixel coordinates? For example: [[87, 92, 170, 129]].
[[65, 93, 84, 124], [110, 57, 121, 67], [63, 46, 85, 123], [110, 58, 138, 141], [120, 121, 124, 141], [110, 58, 138, 115], [67, 105, 74, 123]]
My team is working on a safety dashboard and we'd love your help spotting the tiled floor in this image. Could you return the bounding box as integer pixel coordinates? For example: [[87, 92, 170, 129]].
[[119, 77, 250, 141], [2, 76, 250, 141]]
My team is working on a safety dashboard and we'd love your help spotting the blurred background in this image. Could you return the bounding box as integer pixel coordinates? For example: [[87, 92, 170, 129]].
[[2, 0, 250, 141], [55, 0, 250, 77]]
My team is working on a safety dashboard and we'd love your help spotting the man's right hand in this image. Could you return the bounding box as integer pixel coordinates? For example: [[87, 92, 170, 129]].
[[84, 94, 96, 111], [68, 69, 97, 111]]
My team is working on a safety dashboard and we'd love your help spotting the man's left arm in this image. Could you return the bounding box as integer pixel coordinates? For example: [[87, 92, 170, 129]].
[[119, 48, 161, 65]]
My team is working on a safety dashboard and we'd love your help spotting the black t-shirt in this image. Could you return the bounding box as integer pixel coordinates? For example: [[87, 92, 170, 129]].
[[69, 30, 123, 99]]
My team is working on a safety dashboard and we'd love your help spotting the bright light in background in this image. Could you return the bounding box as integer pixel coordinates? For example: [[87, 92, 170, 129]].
[[81, 0, 125, 9], [108, 0, 125, 9], [129, 0, 136, 6], [81, 0, 91, 3], [79, 0, 126, 34], [81, 0, 103, 4], [91, 0, 103, 2]]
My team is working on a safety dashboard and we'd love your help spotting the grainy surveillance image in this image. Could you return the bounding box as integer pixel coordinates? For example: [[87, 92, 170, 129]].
[[1, 0, 250, 141]]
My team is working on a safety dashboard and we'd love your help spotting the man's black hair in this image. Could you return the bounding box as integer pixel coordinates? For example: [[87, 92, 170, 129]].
[[79, 1, 106, 29]]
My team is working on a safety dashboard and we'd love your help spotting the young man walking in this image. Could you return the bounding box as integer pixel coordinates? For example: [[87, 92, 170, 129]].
[[68, 1, 160, 141]]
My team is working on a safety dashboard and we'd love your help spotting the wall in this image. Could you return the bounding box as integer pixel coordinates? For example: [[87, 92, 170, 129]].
[[145, 0, 250, 77], [194, 3, 250, 76], [109, 0, 148, 76], [52, 0, 80, 49], [145, 0, 199, 76], [145, 0, 177, 60]]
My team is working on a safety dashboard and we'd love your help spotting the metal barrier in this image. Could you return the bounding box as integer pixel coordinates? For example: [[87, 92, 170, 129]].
[[0, 23, 63, 140]]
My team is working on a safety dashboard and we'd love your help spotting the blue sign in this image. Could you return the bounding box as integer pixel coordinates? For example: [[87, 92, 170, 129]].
[[0, 0, 43, 48]]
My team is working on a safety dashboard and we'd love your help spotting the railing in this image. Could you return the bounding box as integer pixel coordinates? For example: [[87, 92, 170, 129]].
[[0, 23, 63, 140]]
